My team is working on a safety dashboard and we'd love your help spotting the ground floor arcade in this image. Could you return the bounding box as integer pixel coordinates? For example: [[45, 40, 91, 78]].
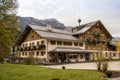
[[17, 50, 120, 64], [48, 51, 120, 63], [48, 52, 91, 63]]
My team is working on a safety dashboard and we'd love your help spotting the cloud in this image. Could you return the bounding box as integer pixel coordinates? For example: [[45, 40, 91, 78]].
[[18, 0, 120, 36]]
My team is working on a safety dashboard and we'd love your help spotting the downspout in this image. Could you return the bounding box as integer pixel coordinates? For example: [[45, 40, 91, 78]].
[[46, 39, 49, 62]]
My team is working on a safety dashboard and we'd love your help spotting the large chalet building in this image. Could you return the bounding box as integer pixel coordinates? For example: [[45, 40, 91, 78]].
[[16, 20, 120, 63]]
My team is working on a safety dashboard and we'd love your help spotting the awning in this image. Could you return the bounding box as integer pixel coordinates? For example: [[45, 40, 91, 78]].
[[49, 47, 98, 53]]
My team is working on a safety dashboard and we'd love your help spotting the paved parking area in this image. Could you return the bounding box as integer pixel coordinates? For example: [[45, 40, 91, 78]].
[[42, 61, 120, 71]]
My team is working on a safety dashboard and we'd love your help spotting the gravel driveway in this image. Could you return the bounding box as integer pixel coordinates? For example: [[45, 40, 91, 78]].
[[42, 61, 120, 71]]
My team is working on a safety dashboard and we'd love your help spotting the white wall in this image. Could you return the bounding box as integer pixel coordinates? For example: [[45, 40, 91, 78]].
[[47, 40, 85, 52]]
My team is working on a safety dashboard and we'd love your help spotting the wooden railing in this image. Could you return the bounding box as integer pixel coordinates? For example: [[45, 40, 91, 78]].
[[17, 45, 46, 51]]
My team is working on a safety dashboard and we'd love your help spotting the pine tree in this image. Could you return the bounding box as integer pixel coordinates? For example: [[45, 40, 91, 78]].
[[0, 0, 19, 62]]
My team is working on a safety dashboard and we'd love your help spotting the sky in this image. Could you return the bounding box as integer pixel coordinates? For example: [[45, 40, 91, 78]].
[[18, 0, 120, 37]]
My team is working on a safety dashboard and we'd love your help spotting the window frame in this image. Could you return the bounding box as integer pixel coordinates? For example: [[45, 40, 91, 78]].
[[41, 51, 45, 56], [57, 41, 62, 45], [74, 42, 78, 46], [50, 40, 56, 45], [63, 41, 72, 46]]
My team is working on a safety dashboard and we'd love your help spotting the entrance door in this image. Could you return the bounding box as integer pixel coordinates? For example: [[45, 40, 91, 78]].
[[58, 53, 66, 63], [85, 54, 90, 61]]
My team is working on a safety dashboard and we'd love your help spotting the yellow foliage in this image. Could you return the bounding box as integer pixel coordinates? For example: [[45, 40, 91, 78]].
[[117, 40, 120, 52]]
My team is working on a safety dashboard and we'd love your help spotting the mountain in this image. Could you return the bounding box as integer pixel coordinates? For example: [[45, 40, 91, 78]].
[[18, 17, 66, 32]]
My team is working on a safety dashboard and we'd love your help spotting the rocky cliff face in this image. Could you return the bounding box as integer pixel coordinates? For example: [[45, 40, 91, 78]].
[[18, 17, 66, 32]]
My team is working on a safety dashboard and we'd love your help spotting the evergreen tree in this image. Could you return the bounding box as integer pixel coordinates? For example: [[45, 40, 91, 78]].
[[0, 0, 19, 62]]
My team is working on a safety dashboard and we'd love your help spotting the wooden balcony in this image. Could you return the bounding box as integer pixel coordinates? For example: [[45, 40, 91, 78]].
[[17, 45, 46, 51], [39, 45, 46, 50]]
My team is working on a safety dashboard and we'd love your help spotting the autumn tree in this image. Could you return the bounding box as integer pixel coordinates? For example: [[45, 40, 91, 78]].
[[0, 0, 19, 63], [116, 40, 120, 59]]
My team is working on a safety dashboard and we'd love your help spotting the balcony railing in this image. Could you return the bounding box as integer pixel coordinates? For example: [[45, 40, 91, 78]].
[[17, 45, 46, 51], [39, 45, 46, 50]]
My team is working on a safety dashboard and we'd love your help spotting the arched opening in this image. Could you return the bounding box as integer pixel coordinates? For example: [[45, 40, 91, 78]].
[[109, 52, 112, 59]]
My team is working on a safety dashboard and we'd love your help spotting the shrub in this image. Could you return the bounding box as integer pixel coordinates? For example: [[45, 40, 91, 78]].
[[51, 78, 60, 80], [0, 57, 4, 63], [62, 66, 65, 69], [106, 71, 112, 78], [25, 56, 35, 65]]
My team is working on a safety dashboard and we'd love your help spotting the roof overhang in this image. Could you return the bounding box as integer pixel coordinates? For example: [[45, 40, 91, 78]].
[[44, 37, 82, 42], [49, 47, 98, 53]]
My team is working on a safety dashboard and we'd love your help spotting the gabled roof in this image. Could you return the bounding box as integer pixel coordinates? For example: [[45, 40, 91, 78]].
[[17, 25, 81, 44], [29, 24, 71, 35], [17, 20, 113, 45], [72, 20, 113, 39], [72, 20, 99, 35], [29, 25, 80, 41]]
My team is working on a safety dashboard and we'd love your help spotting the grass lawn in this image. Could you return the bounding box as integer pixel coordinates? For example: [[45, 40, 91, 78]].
[[107, 59, 120, 62], [0, 64, 108, 80]]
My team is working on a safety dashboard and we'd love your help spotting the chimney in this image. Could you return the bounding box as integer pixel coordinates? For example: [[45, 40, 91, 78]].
[[47, 24, 52, 31]]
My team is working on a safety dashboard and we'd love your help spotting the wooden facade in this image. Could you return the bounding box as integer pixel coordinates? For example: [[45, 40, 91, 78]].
[[24, 29, 41, 42], [75, 21, 112, 51]]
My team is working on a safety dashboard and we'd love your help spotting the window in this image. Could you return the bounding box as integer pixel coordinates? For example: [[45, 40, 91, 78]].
[[22, 44, 24, 47], [105, 52, 108, 57], [113, 53, 116, 57], [57, 41, 62, 45], [69, 55, 77, 59], [22, 52, 24, 56], [29, 52, 31, 56], [37, 41, 39, 46], [63, 42, 72, 46], [73, 55, 77, 59], [32, 52, 34, 56], [36, 52, 39, 56], [30, 43, 32, 47], [41, 51, 45, 56], [79, 43, 83, 47], [41, 41, 45, 45], [69, 55, 72, 59], [50, 40, 56, 45], [32, 42, 35, 46], [74, 42, 78, 46], [25, 52, 27, 56], [25, 44, 28, 47], [80, 54, 83, 59]]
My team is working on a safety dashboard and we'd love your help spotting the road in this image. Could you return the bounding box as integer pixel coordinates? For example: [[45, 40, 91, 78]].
[[42, 61, 120, 71]]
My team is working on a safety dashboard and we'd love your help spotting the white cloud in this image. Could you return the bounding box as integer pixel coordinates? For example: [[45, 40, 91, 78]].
[[18, 0, 120, 36]]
